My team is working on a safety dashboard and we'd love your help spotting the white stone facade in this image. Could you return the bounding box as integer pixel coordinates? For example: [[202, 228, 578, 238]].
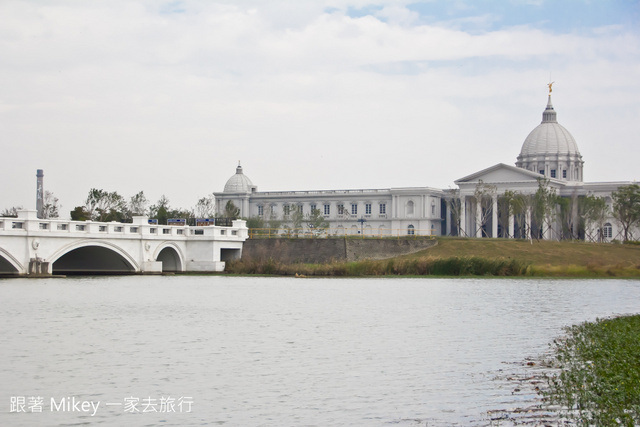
[[215, 179, 445, 237], [214, 94, 636, 241]]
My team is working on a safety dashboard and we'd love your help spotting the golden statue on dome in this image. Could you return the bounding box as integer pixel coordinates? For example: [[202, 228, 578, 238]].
[[547, 81, 554, 94]]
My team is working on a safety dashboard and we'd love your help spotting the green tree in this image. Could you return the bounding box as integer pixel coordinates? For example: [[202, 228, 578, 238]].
[[84, 188, 126, 222], [194, 194, 216, 218], [579, 195, 609, 242], [532, 178, 557, 240], [149, 195, 170, 222], [1, 206, 23, 217], [167, 208, 193, 221], [41, 191, 61, 219], [267, 212, 282, 234], [612, 184, 640, 242], [289, 205, 304, 236], [128, 191, 149, 217], [246, 216, 265, 229], [498, 192, 514, 238], [473, 180, 497, 237], [556, 194, 578, 240], [508, 190, 533, 240], [223, 201, 240, 220], [447, 189, 464, 237], [70, 206, 90, 221], [306, 208, 329, 236]]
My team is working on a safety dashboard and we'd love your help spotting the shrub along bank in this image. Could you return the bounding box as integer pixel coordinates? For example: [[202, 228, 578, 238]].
[[226, 256, 529, 276], [226, 237, 640, 277], [543, 315, 640, 425]]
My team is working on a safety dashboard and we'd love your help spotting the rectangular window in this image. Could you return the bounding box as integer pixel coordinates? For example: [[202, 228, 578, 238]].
[[150, 228, 157, 234], [283, 205, 290, 216], [379, 203, 386, 214], [324, 204, 330, 215], [12, 222, 23, 229], [539, 170, 544, 175], [114, 226, 123, 232], [163, 228, 171, 234], [130, 226, 138, 233], [337, 204, 344, 215], [351, 204, 357, 215], [550, 169, 556, 178], [365, 203, 372, 215], [57, 224, 68, 231], [562, 170, 567, 178], [76, 224, 85, 231], [177, 229, 184, 235], [310, 204, 316, 213], [99, 226, 107, 232], [39, 223, 49, 230], [258, 205, 264, 216]]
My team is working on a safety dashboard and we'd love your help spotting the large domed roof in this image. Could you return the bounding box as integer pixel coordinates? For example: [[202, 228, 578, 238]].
[[516, 94, 584, 182], [519, 96, 581, 158], [223, 163, 255, 193]]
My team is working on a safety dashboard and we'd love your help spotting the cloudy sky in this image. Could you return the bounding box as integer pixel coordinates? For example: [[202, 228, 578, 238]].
[[2, 0, 639, 215]]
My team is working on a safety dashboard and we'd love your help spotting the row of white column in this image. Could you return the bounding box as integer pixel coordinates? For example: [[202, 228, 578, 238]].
[[456, 195, 532, 239]]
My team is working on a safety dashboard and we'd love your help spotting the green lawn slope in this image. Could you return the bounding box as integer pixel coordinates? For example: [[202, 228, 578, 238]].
[[227, 237, 640, 277], [400, 237, 640, 277]]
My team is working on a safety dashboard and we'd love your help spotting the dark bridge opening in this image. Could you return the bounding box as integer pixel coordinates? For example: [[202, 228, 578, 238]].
[[220, 248, 241, 262], [0, 255, 19, 276], [53, 246, 135, 275], [157, 247, 182, 272]]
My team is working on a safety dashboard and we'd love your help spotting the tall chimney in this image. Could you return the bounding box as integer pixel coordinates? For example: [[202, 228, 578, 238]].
[[36, 169, 44, 218]]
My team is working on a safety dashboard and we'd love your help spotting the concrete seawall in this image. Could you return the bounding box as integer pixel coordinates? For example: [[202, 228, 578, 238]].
[[241, 238, 438, 264]]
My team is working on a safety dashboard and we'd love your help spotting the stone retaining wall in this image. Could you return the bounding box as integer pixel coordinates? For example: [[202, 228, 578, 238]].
[[241, 238, 437, 263]]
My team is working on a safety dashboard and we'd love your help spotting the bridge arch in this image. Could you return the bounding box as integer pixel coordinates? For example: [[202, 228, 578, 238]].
[[0, 248, 23, 275], [49, 240, 139, 275], [154, 243, 185, 272]]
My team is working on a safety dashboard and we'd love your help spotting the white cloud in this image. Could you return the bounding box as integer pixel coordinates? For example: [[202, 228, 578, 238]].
[[1, 1, 639, 213]]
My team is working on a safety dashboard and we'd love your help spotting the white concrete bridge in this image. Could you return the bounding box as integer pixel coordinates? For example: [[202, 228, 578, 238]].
[[0, 210, 248, 276]]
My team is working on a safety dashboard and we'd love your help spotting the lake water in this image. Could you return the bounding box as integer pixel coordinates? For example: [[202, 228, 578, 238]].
[[1, 276, 639, 426]]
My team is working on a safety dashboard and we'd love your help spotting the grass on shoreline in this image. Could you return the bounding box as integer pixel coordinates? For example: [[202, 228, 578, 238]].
[[227, 256, 530, 277], [227, 237, 640, 277], [543, 315, 640, 425]]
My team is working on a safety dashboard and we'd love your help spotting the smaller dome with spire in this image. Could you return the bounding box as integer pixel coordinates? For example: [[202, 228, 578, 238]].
[[223, 163, 256, 193]]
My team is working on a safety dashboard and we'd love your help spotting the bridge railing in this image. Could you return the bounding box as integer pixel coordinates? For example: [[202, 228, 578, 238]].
[[0, 211, 248, 240]]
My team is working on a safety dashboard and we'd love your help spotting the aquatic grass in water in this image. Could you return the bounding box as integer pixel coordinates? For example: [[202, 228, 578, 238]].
[[544, 315, 640, 425]]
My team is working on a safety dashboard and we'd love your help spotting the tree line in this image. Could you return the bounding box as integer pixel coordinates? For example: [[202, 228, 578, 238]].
[[1, 189, 217, 225]]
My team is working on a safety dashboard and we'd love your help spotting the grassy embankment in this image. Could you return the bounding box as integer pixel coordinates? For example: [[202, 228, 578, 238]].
[[226, 237, 640, 277], [543, 315, 640, 425]]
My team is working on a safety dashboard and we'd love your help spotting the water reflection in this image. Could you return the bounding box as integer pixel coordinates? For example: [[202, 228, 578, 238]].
[[1, 276, 638, 426]]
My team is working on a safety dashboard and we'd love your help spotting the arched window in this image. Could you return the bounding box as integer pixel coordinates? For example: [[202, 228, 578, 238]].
[[406, 200, 414, 216], [603, 223, 613, 239], [407, 224, 415, 235]]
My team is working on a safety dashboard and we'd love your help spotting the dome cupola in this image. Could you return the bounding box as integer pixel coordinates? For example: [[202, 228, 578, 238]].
[[223, 163, 256, 193], [516, 93, 584, 182]]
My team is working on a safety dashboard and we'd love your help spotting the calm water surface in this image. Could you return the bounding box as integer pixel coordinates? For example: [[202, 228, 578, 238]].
[[1, 276, 639, 426]]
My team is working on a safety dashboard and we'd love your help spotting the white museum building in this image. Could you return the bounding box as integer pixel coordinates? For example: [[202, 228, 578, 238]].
[[215, 94, 635, 241]]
